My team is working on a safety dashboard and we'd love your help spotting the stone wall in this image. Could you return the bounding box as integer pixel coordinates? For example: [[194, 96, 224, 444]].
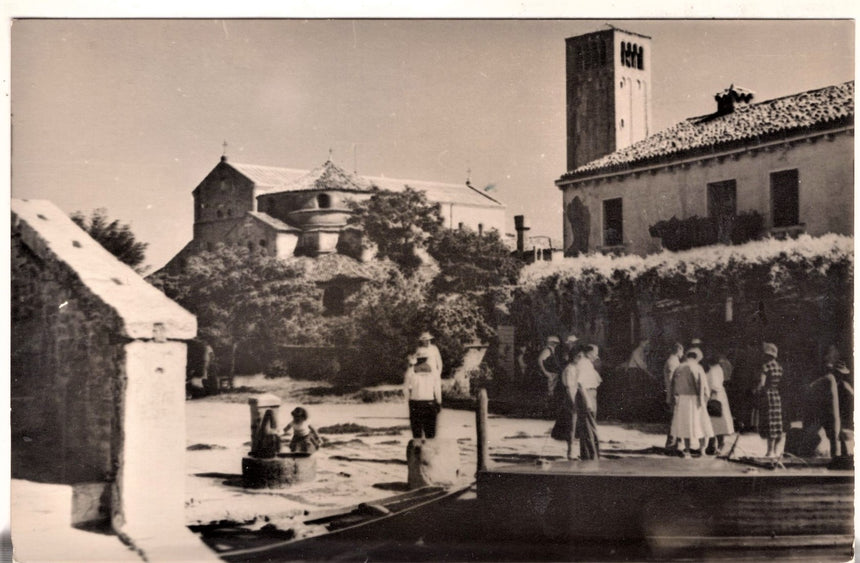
[[10, 199, 211, 558], [12, 234, 126, 483]]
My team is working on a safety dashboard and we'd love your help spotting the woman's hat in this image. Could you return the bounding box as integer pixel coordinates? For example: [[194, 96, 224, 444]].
[[546, 336, 560, 344], [763, 342, 778, 358], [419, 332, 433, 341], [565, 335, 579, 345], [834, 360, 850, 374]]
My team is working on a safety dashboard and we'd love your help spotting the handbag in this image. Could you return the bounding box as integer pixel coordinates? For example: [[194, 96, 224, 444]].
[[707, 398, 723, 417]]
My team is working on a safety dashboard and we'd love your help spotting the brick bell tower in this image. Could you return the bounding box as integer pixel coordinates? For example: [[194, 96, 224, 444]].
[[565, 26, 653, 172]]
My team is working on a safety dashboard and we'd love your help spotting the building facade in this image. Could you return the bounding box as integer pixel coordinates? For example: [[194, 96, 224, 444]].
[[164, 157, 505, 270], [557, 28, 854, 257]]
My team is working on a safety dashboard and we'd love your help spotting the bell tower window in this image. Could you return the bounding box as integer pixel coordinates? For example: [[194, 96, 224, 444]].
[[317, 193, 332, 209]]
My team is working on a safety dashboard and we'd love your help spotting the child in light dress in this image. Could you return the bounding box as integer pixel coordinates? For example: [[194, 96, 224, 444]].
[[283, 406, 322, 454]]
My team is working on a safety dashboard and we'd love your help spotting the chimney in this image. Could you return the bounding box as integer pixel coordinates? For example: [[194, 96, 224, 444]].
[[514, 215, 530, 256], [715, 84, 754, 115]]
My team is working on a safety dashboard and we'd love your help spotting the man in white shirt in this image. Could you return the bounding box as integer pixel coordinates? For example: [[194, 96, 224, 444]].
[[404, 353, 443, 439], [416, 332, 444, 379], [577, 345, 603, 416]]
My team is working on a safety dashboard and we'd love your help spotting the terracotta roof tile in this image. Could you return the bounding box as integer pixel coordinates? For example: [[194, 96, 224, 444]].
[[563, 81, 854, 179]]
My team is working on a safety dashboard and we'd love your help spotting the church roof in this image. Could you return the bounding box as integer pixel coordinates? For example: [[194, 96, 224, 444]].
[[561, 81, 854, 181], [228, 161, 307, 188], [366, 175, 504, 208], [259, 160, 375, 194], [246, 159, 504, 208], [246, 211, 300, 232]]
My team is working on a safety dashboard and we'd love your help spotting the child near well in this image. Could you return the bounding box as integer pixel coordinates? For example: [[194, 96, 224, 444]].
[[283, 406, 322, 454]]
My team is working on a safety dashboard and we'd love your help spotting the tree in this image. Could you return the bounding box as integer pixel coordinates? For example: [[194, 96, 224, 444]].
[[149, 243, 326, 377], [71, 208, 149, 272], [428, 227, 522, 296], [347, 187, 444, 275]]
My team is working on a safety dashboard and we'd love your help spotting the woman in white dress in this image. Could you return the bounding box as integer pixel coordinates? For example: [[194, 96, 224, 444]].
[[705, 356, 735, 455], [669, 348, 709, 457]]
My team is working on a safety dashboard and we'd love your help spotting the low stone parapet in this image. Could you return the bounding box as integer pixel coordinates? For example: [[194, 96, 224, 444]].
[[406, 438, 460, 489], [242, 453, 317, 489]]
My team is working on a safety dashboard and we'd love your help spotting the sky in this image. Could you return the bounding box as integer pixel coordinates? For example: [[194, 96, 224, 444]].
[[10, 19, 855, 270]]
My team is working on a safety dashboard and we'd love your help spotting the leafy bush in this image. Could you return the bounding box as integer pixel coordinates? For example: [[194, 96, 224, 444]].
[[467, 364, 494, 396], [510, 234, 853, 352], [649, 210, 764, 251]]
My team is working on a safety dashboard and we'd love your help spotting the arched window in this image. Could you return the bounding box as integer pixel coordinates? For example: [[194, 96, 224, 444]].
[[620, 42, 626, 64], [631, 44, 638, 68], [317, 193, 331, 209], [638, 46, 644, 70]]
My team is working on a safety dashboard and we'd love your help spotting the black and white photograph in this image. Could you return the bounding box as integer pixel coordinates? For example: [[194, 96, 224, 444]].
[[7, 12, 856, 563]]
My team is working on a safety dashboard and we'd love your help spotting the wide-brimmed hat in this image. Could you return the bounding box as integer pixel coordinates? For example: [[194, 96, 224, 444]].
[[546, 336, 560, 345], [686, 347, 703, 361], [763, 342, 778, 358], [834, 360, 850, 374], [565, 335, 579, 344], [418, 332, 433, 341], [690, 338, 703, 347]]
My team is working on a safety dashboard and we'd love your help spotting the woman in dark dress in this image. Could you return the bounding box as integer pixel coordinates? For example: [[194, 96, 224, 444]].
[[756, 342, 784, 459]]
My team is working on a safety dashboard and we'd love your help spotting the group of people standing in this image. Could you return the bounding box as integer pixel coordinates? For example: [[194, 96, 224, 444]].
[[664, 342, 736, 458], [543, 335, 603, 460]]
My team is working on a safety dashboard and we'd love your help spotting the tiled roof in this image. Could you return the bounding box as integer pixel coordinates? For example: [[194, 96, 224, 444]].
[[260, 160, 375, 194], [562, 81, 854, 180], [247, 211, 300, 232], [241, 159, 504, 208], [228, 162, 307, 188], [284, 253, 389, 282], [367, 176, 504, 208]]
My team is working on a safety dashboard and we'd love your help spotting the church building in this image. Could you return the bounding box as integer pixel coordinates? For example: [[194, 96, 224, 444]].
[[161, 156, 506, 272], [557, 27, 854, 256]]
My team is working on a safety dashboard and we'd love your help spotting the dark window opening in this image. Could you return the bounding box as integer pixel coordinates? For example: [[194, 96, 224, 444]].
[[707, 180, 738, 219], [771, 169, 800, 228], [259, 239, 267, 248], [216, 209, 223, 218], [227, 208, 232, 217], [620, 42, 626, 64], [317, 193, 331, 209], [708, 180, 738, 243], [323, 286, 346, 316], [247, 241, 254, 251], [603, 198, 623, 246], [638, 46, 644, 69]]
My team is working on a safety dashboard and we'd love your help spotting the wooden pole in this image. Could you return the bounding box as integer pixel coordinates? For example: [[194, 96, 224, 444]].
[[476, 388, 489, 472]]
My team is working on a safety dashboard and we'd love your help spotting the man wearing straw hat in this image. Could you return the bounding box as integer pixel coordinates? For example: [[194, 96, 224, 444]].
[[415, 331, 443, 380]]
